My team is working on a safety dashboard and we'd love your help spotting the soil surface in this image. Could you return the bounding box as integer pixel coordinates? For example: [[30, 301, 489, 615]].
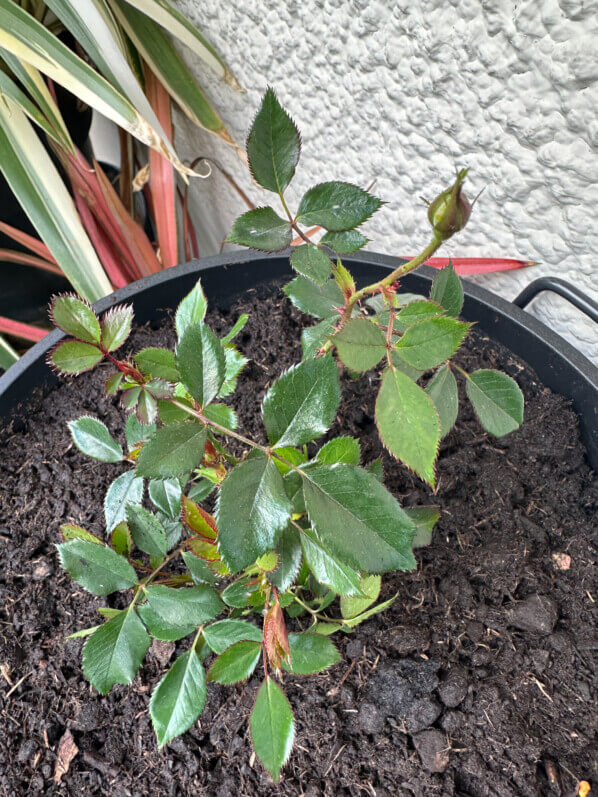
[[0, 281, 596, 796]]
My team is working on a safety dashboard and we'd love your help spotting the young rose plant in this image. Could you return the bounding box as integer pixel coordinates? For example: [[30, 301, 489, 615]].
[[49, 90, 524, 782]]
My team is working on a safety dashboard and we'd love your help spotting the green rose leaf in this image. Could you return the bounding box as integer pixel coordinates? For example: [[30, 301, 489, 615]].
[[262, 354, 340, 448], [301, 317, 337, 359], [297, 181, 382, 231], [145, 584, 224, 627], [302, 464, 416, 573], [313, 436, 361, 466], [125, 414, 156, 449], [57, 539, 138, 595], [221, 576, 259, 608], [227, 207, 292, 252], [343, 594, 397, 628], [82, 609, 150, 694], [49, 340, 103, 374], [100, 305, 132, 352], [216, 456, 292, 573], [246, 87, 300, 194], [340, 574, 381, 619], [221, 313, 249, 345], [203, 619, 263, 654], [111, 521, 132, 556], [150, 648, 207, 747], [425, 364, 459, 438], [137, 604, 196, 642], [218, 347, 248, 398], [375, 366, 440, 486], [207, 640, 262, 684], [136, 422, 207, 478], [60, 523, 102, 544], [394, 299, 446, 332], [268, 525, 303, 592], [175, 278, 207, 339], [395, 317, 471, 371], [181, 552, 218, 585], [176, 321, 226, 407], [282, 633, 340, 675], [50, 294, 100, 343], [333, 318, 387, 372], [465, 369, 524, 437], [149, 478, 182, 520], [68, 416, 123, 462], [126, 504, 167, 557], [319, 230, 368, 254], [283, 276, 344, 319], [104, 471, 144, 532], [202, 403, 238, 431], [403, 506, 441, 547], [134, 347, 180, 382], [299, 527, 366, 597], [250, 677, 295, 782], [289, 244, 331, 285], [430, 261, 464, 317]]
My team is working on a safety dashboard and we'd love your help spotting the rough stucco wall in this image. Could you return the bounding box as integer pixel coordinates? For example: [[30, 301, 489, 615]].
[[172, 0, 598, 364]]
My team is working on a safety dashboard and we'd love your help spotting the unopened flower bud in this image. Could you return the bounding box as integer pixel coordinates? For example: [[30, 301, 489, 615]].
[[263, 596, 290, 671], [428, 169, 471, 241]]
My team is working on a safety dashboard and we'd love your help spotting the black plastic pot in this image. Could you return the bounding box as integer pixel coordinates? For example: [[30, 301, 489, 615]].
[[1, 251, 596, 469]]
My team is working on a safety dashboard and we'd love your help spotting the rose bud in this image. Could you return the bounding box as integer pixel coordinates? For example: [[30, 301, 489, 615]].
[[428, 168, 471, 241]]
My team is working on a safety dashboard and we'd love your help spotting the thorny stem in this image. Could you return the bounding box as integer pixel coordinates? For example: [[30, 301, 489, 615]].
[[321, 235, 443, 353], [169, 399, 308, 476]]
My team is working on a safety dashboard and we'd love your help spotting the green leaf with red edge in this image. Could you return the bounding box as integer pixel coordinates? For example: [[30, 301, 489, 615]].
[[150, 647, 207, 747], [250, 677, 295, 782], [182, 552, 218, 585], [375, 365, 440, 486], [297, 182, 382, 231], [100, 305, 133, 352], [207, 640, 262, 684], [136, 422, 207, 479], [290, 244, 331, 285], [333, 318, 387, 372], [176, 321, 226, 407], [227, 207, 292, 252], [246, 87, 300, 194], [68, 416, 123, 462], [182, 495, 217, 539], [50, 294, 100, 343], [106, 372, 123, 395], [82, 609, 149, 694], [60, 523, 102, 544], [282, 632, 340, 674], [395, 316, 471, 371], [49, 340, 103, 374]]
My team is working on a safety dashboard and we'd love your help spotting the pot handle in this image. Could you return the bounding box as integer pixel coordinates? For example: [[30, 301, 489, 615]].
[[513, 277, 598, 325]]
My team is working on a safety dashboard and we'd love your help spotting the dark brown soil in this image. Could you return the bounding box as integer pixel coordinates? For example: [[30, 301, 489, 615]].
[[0, 281, 596, 796]]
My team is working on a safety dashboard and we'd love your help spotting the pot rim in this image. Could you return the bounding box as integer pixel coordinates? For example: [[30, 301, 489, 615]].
[[1, 249, 596, 466]]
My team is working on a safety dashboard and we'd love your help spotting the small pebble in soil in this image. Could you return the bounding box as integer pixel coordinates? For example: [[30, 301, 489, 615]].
[[412, 729, 450, 772], [438, 668, 468, 708], [507, 594, 558, 635]]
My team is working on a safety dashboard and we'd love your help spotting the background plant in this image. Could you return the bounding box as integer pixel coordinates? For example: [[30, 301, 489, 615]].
[[0, 0, 243, 368], [49, 90, 524, 781]]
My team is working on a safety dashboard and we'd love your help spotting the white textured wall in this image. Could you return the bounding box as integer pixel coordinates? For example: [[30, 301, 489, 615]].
[[172, 0, 598, 364]]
